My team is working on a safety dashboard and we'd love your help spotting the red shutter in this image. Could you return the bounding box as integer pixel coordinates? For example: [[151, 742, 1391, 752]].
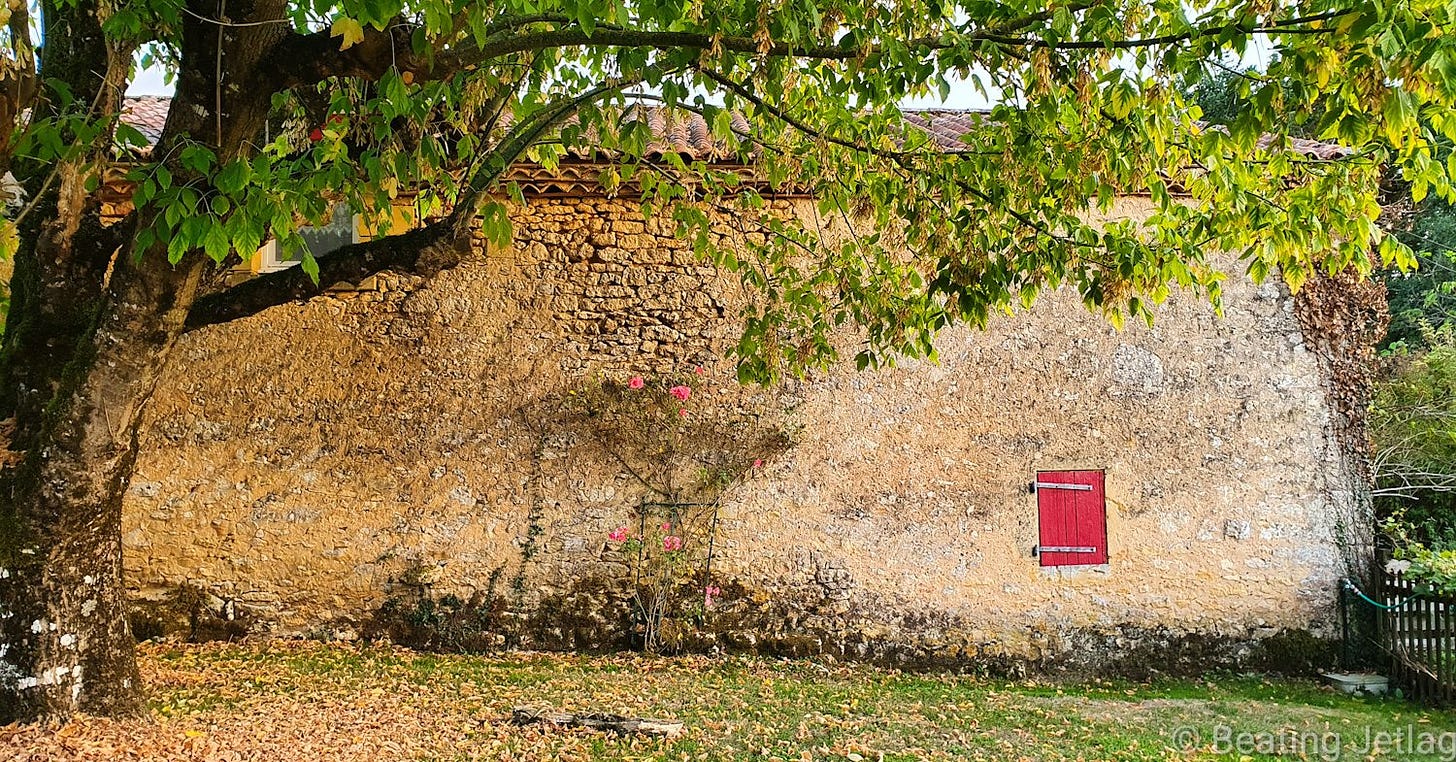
[[1035, 470, 1108, 566]]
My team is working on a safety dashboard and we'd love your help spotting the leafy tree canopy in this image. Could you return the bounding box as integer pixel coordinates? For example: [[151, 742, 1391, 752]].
[[1374, 329, 1456, 546], [4, 0, 1455, 378], [1187, 65, 1309, 134], [1387, 201, 1456, 350], [1189, 64, 1456, 354]]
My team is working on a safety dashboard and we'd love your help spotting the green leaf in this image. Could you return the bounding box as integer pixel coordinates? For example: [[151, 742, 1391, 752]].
[[203, 222, 230, 263], [300, 250, 320, 284], [115, 123, 147, 149], [216, 161, 251, 195], [179, 145, 215, 174], [1383, 89, 1417, 147], [330, 17, 366, 50]]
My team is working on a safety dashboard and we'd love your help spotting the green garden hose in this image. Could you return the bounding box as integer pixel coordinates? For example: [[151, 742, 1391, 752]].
[[1342, 577, 1424, 610]]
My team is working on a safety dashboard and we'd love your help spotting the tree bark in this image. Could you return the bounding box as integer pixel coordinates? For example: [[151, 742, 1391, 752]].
[[0, 255, 205, 722], [0, 0, 595, 722], [0, 0, 289, 722], [0, 0, 145, 720]]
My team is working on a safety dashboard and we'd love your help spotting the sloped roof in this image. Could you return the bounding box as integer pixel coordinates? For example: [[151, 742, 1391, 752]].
[[900, 110, 986, 152], [115, 96, 1351, 162], [116, 96, 757, 161], [614, 105, 754, 161], [486, 105, 756, 161], [1256, 132, 1351, 161], [121, 96, 170, 147], [899, 109, 1351, 161]]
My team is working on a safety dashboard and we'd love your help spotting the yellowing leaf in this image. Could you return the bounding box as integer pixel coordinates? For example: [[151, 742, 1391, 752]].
[[0, 219, 18, 262], [331, 17, 365, 50]]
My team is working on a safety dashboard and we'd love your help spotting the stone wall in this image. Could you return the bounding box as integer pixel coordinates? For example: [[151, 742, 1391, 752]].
[[122, 195, 1362, 675]]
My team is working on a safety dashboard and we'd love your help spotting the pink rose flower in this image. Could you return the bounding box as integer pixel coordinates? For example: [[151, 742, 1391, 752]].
[[662, 535, 683, 551], [753, 458, 763, 468], [704, 585, 721, 607], [628, 376, 645, 390], [608, 527, 629, 542], [669, 385, 691, 401], [694, 366, 705, 375], [660, 521, 672, 532], [679, 408, 688, 417]]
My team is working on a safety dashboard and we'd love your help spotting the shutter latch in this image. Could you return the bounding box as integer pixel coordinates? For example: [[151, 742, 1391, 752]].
[[1033, 482, 1093, 492]]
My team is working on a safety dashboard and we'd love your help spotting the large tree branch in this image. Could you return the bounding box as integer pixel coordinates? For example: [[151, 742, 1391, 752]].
[[185, 67, 661, 332], [182, 220, 462, 332], [264, 8, 1356, 89], [264, 26, 868, 87]]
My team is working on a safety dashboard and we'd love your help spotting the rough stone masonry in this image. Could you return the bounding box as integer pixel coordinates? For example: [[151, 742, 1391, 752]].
[[121, 194, 1368, 675]]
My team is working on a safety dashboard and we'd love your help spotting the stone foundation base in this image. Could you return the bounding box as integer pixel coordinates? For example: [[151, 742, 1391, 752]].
[[128, 579, 1338, 679]]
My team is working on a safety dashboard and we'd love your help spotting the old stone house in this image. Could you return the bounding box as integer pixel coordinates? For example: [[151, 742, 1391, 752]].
[[115, 97, 1377, 674]]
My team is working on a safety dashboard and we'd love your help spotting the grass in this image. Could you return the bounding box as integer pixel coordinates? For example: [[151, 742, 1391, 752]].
[[4, 641, 1455, 760]]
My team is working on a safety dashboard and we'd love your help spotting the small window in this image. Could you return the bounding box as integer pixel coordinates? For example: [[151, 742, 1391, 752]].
[[1034, 470, 1108, 566], [228, 203, 417, 285], [250, 203, 360, 274]]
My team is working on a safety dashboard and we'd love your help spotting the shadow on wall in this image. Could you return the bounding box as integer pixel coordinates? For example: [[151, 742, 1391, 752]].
[[129, 583, 254, 644]]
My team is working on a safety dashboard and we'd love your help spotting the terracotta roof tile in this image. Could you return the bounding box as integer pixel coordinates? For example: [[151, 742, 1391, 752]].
[[1256, 133, 1352, 160], [899, 110, 985, 152], [494, 105, 753, 161], [121, 96, 170, 147], [626, 105, 754, 161], [901, 109, 1354, 160]]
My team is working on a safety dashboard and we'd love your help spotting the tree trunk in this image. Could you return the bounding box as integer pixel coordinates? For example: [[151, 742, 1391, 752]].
[[0, 0, 290, 722], [0, 251, 205, 722], [0, 0, 495, 721]]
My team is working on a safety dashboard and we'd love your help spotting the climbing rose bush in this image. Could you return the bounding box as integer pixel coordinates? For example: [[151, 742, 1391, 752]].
[[606, 516, 705, 652], [568, 364, 786, 651]]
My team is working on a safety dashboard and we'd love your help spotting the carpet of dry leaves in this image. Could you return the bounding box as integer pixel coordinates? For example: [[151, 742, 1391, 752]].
[[3, 641, 1451, 761]]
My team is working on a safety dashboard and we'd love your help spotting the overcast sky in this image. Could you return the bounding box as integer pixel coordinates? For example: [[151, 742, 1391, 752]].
[[127, 67, 171, 96]]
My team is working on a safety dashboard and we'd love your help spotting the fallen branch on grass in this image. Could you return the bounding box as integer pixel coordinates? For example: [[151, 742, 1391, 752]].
[[510, 706, 684, 738]]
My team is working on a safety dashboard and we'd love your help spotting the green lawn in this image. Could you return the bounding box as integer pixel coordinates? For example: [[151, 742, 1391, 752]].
[[4, 642, 1454, 760]]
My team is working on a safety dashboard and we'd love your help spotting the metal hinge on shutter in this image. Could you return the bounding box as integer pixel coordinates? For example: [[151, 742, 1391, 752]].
[[1032, 545, 1098, 555], [1032, 481, 1093, 492]]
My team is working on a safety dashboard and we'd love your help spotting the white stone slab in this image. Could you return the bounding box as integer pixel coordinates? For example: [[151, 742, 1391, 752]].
[[1322, 673, 1389, 695]]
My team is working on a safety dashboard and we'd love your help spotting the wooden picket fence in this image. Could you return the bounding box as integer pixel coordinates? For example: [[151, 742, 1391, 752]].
[[1378, 566, 1456, 704]]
